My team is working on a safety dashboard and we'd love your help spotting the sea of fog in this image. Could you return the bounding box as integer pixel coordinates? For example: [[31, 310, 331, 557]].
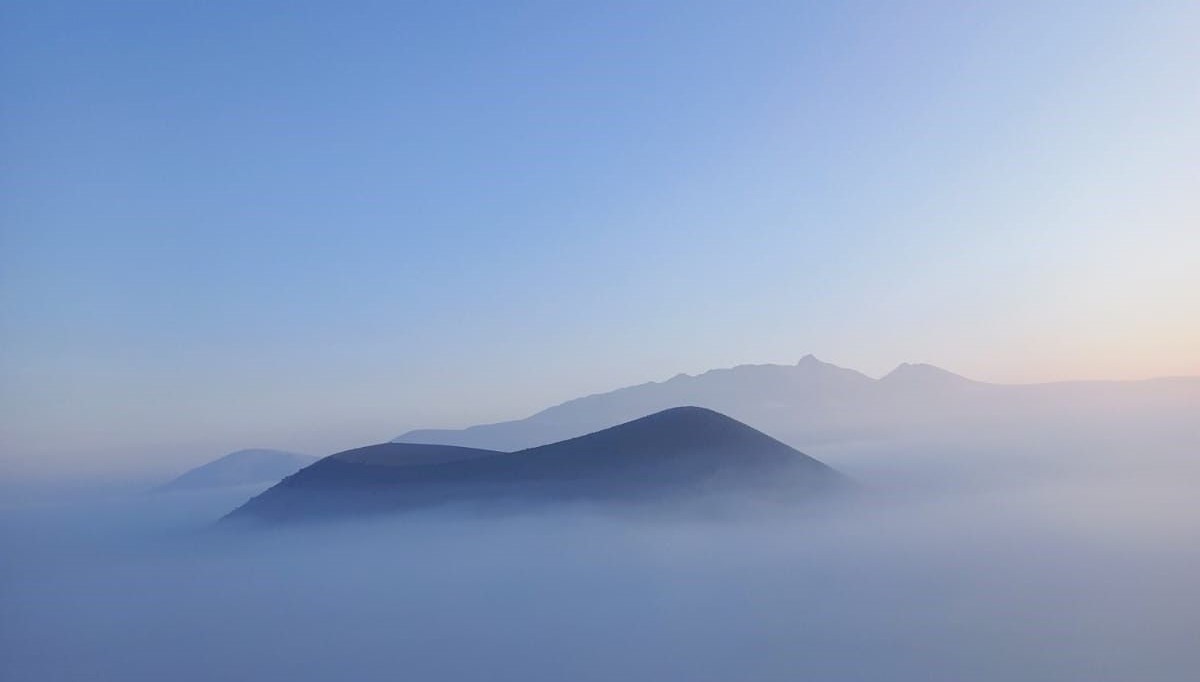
[[2, 436, 1198, 682]]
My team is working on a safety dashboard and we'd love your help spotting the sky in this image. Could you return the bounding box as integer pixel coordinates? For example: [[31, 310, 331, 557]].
[[2, 0, 1198, 479]]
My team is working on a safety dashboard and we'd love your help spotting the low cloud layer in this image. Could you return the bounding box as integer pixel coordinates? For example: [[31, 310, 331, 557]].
[[3, 434, 1198, 682]]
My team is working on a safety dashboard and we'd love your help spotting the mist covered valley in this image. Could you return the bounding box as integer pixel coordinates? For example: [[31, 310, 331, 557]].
[[4, 409, 1198, 682]]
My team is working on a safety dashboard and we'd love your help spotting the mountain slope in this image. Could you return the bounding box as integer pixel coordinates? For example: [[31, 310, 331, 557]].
[[396, 355, 878, 450], [157, 449, 318, 492], [391, 357, 1199, 453], [226, 407, 847, 523]]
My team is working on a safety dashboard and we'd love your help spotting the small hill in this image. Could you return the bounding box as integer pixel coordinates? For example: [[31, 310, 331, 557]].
[[157, 449, 317, 492], [224, 407, 847, 523]]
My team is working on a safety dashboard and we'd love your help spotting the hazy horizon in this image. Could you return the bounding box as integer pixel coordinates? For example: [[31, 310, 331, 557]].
[[4, 352, 1198, 484], [5, 429, 1198, 681]]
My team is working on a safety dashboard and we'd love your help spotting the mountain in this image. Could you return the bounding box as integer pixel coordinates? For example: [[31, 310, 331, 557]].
[[225, 407, 847, 524], [157, 449, 318, 492], [878, 362, 980, 390], [391, 357, 1199, 452], [396, 355, 879, 451]]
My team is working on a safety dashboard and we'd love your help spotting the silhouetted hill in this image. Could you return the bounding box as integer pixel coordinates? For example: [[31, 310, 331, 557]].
[[225, 407, 847, 523], [328, 442, 504, 467], [157, 449, 317, 492]]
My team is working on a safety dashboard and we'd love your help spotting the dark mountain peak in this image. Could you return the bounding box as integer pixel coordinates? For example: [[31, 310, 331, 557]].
[[611, 404, 731, 426], [535, 405, 770, 453], [226, 407, 846, 524], [329, 442, 503, 468]]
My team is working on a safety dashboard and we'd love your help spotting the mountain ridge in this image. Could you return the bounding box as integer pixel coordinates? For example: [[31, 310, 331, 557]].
[[393, 357, 944, 450], [392, 357, 1199, 452], [225, 407, 847, 524], [156, 449, 318, 492]]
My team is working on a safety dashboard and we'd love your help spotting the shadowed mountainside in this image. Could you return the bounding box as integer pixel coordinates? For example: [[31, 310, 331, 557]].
[[226, 407, 847, 523]]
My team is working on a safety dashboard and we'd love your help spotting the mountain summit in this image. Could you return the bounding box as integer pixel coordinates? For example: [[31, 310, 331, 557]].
[[225, 407, 846, 524], [879, 362, 976, 387]]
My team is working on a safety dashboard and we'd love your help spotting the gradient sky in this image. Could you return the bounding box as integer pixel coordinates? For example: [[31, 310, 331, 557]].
[[3, 1, 1198, 479]]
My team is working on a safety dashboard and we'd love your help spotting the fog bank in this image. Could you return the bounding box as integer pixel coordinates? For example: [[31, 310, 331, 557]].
[[3, 444, 1198, 682]]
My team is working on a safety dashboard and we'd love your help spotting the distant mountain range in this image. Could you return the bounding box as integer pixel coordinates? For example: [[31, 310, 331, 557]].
[[393, 356, 1200, 452], [157, 449, 317, 492], [216, 357, 1197, 523], [225, 407, 847, 524]]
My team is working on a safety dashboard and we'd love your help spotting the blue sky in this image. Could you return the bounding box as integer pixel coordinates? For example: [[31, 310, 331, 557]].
[[2, 1, 1198, 477]]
